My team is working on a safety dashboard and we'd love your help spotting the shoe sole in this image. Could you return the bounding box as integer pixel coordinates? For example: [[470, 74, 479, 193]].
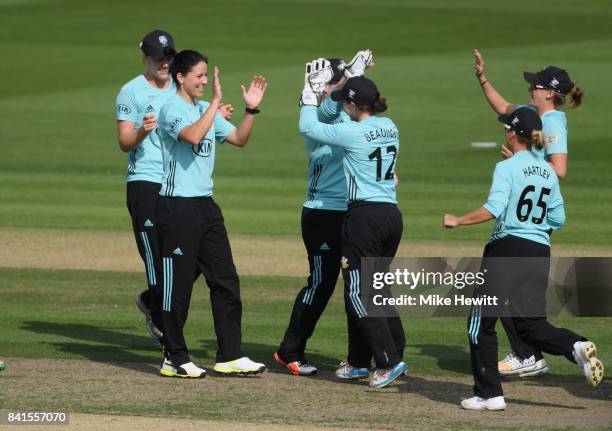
[[581, 342, 604, 387], [461, 404, 506, 411], [519, 366, 549, 378], [160, 369, 206, 379], [213, 366, 267, 376], [336, 373, 369, 380]]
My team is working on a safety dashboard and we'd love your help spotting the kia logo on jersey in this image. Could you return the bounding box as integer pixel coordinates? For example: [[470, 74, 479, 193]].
[[193, 139, 213, 157], [117, 104, 132, 114], [169, 118, 182, 132]]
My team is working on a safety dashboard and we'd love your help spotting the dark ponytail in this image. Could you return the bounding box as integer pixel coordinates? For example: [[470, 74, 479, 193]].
[[372, 94, 387, 113], [356, 93, 388, 114], [170, 50, 208, 87]]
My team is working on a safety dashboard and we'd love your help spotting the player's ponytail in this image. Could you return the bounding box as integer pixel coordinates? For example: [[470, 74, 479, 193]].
[[568, 85, 583, 108], [371, 94, 388, 114], [170, 50, 209, 87], [529, 130, 545, 150], [552, 85, 583, 109]]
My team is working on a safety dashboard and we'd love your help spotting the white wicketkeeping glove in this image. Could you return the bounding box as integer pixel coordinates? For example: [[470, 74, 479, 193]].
[[301, 58, 333, 106], [342, 49, 374, 78]]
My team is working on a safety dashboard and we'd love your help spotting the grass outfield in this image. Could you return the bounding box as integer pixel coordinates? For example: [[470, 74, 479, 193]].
[[0, 0, 611, 244], [1, 267, 611, 429], [2, 267, 611, 378]]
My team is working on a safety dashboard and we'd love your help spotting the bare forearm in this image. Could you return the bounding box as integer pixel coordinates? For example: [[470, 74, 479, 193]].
[[457, 207, 495, 226], [230, 113, 256, 147], [118, 127, 150, 152], [479, 77, 514, 115], [179, 101, 221, 145]]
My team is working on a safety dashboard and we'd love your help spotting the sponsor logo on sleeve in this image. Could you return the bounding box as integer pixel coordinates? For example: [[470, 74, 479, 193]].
[[117, 104, 132, 114], [545, 134, 559, 146], [169, 118, 183, 132]]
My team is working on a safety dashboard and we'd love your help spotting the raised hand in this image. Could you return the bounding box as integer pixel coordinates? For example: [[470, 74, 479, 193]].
[[474, 49, 485, 79], [307, 58, 334, 94], [212, 66, 222, 104], [342, 49, 374, 78], [241, 75, 268, 109]]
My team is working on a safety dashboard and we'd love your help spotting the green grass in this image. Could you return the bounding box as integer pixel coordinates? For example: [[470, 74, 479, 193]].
[[0, 0, 611, 244], [2, 267, 610, 379]]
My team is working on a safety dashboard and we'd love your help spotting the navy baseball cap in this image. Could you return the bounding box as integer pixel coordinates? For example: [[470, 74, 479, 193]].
[[140, 29, 176, 60], [523, 66, 574, 95], [498, 107, 542, 138], [331, 76, 379, 105]]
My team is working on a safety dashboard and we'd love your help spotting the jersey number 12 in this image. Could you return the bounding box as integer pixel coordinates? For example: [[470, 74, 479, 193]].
[[368, 145, 397, 182]]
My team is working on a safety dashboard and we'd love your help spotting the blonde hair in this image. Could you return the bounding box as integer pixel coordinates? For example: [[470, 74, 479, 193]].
[[516, 130, 545, 150], [553, 85, 583, 109]]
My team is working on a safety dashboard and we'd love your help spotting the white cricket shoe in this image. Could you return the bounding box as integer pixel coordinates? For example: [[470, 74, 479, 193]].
[[573, 341, 604, 387], [498, 351, 537, 376], [461, 396, 506, 411], [213, 357, 266, 375], [175, 362, 207, 378], [519, 358, 549, 377]]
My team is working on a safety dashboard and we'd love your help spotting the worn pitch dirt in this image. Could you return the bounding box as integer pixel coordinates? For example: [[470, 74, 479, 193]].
[[0, 358, 610, 430]]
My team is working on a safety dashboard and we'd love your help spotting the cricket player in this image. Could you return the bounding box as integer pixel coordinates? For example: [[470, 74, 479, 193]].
[[275, 52, 386, 377], [156, 49, 267, 378], [299, 63, 407, 389], [474, 49, 584, 377], [116, 30, 177, 341], [444, 107, 603, 411]]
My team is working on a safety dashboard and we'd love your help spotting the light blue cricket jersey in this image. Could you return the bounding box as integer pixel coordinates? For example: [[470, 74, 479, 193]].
[[518, 105, 568, 160], [303, 97, 349, 211], [484, 150, 565, 246], [299, 105, 399, 205], [157, 93, 236, 198], [116, 75, 176, 183]]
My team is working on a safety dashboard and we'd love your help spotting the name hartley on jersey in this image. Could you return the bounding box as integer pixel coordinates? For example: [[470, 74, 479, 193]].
[[363, 128, 398, 142], [522, 165, 551, 180]]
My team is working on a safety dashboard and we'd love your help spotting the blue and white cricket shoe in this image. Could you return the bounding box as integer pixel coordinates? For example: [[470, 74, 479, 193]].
[[335, 360, 369, 380], [369, 361, 408, 388]]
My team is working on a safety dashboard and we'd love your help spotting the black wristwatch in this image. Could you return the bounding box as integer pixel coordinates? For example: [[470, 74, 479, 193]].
[[245, 107, 260, 114]]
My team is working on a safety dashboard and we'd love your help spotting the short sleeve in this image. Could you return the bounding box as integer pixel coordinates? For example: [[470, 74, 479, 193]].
[[159, 105, 189, 141], [213, 111, 236, 143], [543, 116, 568, 155], [483, 163, 512, 218], [116, 87, 138, 122]]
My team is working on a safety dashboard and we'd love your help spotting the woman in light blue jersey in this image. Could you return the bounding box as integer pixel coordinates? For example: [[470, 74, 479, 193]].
[[116, 29, 177, 343], [475, 49, 582, 179], [155, 49, 268, 379], [299, 67, 407, 389], [474, 49, 583, 377], [444, 107, 603, 411]]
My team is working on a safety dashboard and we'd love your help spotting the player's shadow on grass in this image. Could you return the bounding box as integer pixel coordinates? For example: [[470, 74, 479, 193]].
[[412, 343, 471, 375], [396, 376, 586, 409], [21, 321, 182, 373], [521, 375, 612, 402]]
